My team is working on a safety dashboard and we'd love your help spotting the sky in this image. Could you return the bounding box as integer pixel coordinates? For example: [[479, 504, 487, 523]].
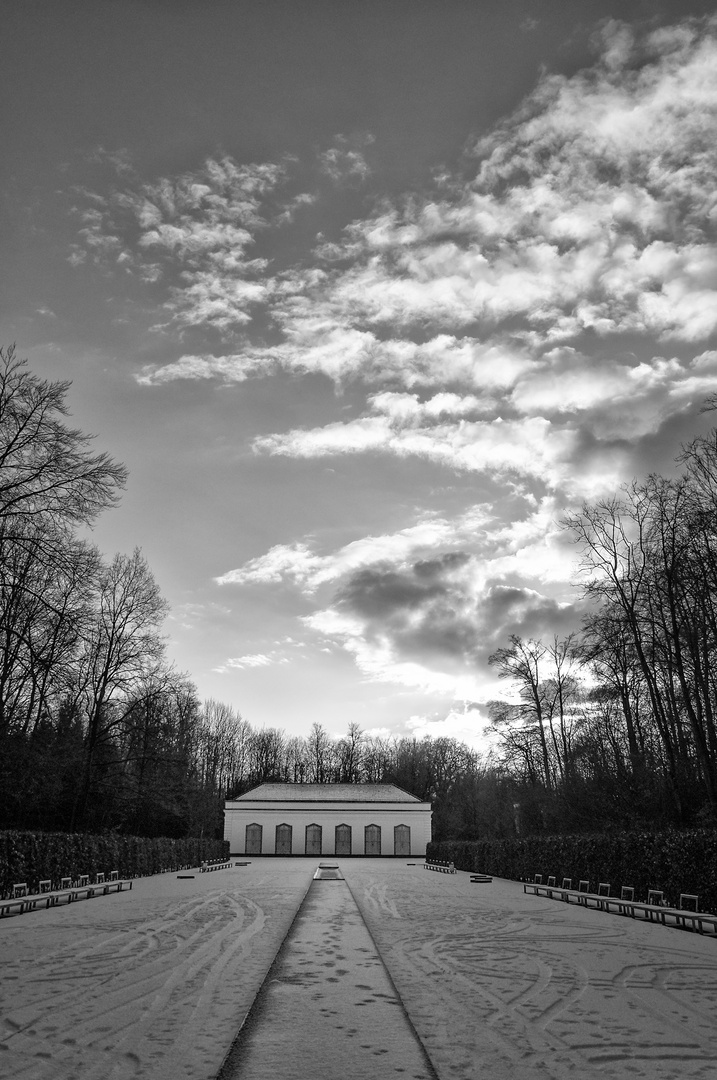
[[3, 0, 717, 749]]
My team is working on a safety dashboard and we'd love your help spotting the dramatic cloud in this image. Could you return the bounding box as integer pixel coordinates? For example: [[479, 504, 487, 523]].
[[74, 18, 717, 428], [71, 16, 717, 712], [217, 501, 581, 697], [299, 556, 583, 697], [330, 558, 580, 669], [116, 17, 717, 500], [216, 508, 492, 591], [253, 404, 619, 496]]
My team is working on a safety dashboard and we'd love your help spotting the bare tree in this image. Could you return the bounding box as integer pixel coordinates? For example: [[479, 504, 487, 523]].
[[71, 548, 169, 827], [0, 345, 126, 529], [337, 722, 364, 782], [0, 527, 99, 736], [489, 636, 553, 790], [564, 470, 717, 819], [305, 721, 334, 783], [200, 699, 252, 796], [248, 727, 286, 784]]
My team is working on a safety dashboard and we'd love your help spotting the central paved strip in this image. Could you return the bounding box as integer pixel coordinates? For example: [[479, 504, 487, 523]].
[[218, 874, 437, 1080]]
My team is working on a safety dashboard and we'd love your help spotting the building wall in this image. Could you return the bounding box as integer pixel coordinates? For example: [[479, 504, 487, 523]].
[[224, 802, 432, 856]]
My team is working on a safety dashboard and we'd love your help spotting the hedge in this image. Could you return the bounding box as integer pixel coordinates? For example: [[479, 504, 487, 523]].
[[0, 831, 229, 898], [427, 829, 717, 913]]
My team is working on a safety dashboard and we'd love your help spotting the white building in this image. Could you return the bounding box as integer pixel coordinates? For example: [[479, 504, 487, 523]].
[[224, 783, 432, 857]]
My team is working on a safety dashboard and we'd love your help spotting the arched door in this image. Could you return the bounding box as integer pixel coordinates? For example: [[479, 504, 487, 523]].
[[335, 824, 352, 855], [275, 823, 292, 855], [245, 823, 262, 855], [394, 824, 410, 856], [364, 824, 381, 856], [305, 823, 322, 855]]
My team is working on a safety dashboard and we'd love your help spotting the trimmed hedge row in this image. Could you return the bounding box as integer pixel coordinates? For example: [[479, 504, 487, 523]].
[[427, 829, 717, 913], [0, 831, 229, 898]]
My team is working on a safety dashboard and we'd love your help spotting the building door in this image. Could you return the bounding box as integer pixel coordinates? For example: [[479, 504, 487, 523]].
[[305, 823, 322, 855], [394, 824, 410, 856], [335, 824, 352, 855], [275, 823, 292, 855], [364, 824, 381, 856], [245, 823, 262, 855]]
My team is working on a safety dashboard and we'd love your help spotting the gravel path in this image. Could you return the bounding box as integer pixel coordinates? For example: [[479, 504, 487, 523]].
[[218, 870, 435, 1080]]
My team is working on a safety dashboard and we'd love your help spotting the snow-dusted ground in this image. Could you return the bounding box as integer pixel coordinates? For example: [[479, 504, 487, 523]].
[[1, 858, 717, 1080], [0, 861, 315, 1080], [342, 861, 717, 1080], [223, 873, 435, 1080]]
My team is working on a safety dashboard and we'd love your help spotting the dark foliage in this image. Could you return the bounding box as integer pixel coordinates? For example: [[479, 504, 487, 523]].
[[0, 829, 228, 898], [429, 830, 717, 914]]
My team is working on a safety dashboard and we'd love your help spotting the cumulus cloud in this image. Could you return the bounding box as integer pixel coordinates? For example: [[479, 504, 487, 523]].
[[77, 18, 717, 428], [216, 543, 325, 587], [136, 353, 259, 386], [122, 16, 717, 503], [216, 508, 492, 591], [71, 17, 717, 704], [216, 500, 582, 696], [319, 133, 375, 184], [299, 553, 583, 696], [316, 20, 717, 355], [509, 347, 717, 439], [254, 406, 585, 491], [302, 605, 467, 695], [405, 707, 486, 744], [330, 559, 578, 667], [71, 156, 288, 331], [212, 651, 291, 673]]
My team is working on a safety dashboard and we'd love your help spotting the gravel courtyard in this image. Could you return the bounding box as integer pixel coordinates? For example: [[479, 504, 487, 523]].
[[1, 859, 716, 1080]]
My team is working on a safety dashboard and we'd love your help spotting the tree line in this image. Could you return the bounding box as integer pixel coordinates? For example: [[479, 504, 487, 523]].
[[6, 343, 717, 844], [0, 346, 494, 843], [210, 712, 494, 843], [487, 414, 717, 835]]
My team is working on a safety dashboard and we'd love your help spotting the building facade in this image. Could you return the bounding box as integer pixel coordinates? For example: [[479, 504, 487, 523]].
[[224, 783, 432, 857]]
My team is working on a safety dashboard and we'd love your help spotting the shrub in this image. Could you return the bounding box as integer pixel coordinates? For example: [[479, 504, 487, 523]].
[[428, 829, 717, 912], [0, 831, 229, 897]]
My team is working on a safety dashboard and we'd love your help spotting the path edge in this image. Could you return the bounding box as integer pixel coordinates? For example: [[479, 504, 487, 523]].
[[214, 873, 315, 1080], [341, 873, 441, 1080]]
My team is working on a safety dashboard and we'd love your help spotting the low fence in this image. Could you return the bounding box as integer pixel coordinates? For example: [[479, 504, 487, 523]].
[[0, 830, 229, 899], [427, 828, 717, 913]]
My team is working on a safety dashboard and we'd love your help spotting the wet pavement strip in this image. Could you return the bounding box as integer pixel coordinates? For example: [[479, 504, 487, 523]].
[[216, 866, 438, 1080]]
